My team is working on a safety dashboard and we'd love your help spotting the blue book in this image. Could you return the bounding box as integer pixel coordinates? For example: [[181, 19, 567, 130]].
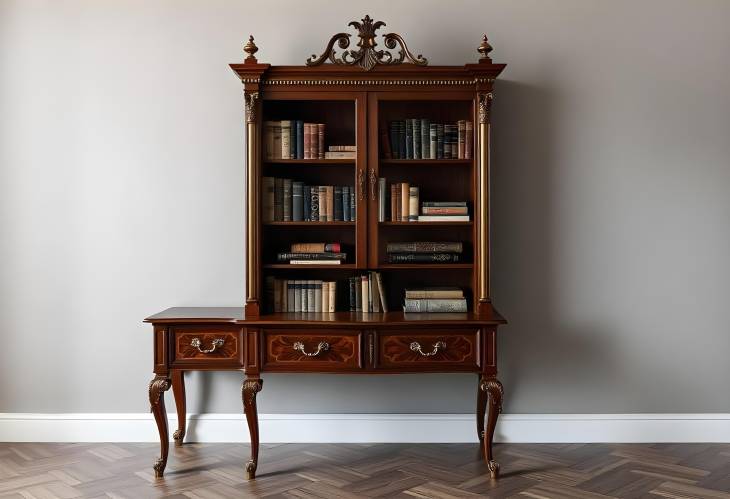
[[292, 182, 304, 221], [405, 119, 413, 159], [296, 120, 304, 159], [350, 188, 356, 221], [342, 186, 350, 221]]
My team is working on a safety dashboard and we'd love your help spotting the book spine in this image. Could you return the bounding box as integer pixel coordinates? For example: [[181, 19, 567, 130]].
[[314, 280, 322, 312], [422, 201, 468, 207], [286, 280, 294, 312], [316, 186, 324, 222], [436, 124, 444, 159], [420, 119, 430, 159], [390, 183, 397, 221], [375, 272, 388, 312], [282, 178, 292, 221], [317, 123, 325, 159], [294, 280, 302, 312], [406, 290, 464, 299], [400, 182, 410, 222], [292, 181, 303, 221], [303, 123, 311, 159], [370, 271, 380, 313], [324, 151, 357, 159], [398, 121, 406, 159], [412, 118, 421, 160], [389, 122, 399, 159], [380, 121, 392, 159], [361, 275, 369, 313], [321, 281, 329, 313], [290, 122, 297, 159], [328, 281, 336, 312], [334, 186, 343, 221], [417, 215, 470, 221], [388, 253, 462, 263], [273, 121, 282, 159], [310, 186, 319, 221], [355, 276, 362, 311], [281, 120, 291, 160], [307, 280, 315, 312], [296, 120, 304, 159], [387, 242, 463, 253], [378, 178, 386, 222], [303, 184, 310, 221], [348, 277, 356, 311], [451, 124, 459, 159], [421, 207, 468, 215], [408, 186, 419, 222], [277, 252, 346, 261], [395, 183, 402, 222], [350, 188, 356, 221], [264, 121, 274, 160], [289, 260, 342, 265], [328, 145, 357, 152], [429, 123, 437, 160], [458, 120, 465, 159], [326, 186, 334, 222], [262, 177, 275, 223], [290, 243, 341, 253], [443, 124, 452, 159], [405, 119, 413, 159], [465, 121, 473, 160], [342, 186, 350, 221], [302, 280, 309, 312], [403, 298, 467, 313], [274, 177, 284, 221]]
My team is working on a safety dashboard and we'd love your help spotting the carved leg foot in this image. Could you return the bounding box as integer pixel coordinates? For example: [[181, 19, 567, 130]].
[[149, 375, 171, 478], [480, 376, 503, 479], [171, 370, 186, 446], [242, 377, 262, 480]]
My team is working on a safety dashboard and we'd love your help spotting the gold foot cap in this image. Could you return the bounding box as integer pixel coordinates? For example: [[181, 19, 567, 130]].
[[488, 460, 500, 479], [153, 458, 165, 478], [173, 429, 185, 446], [245, 460, 257, 480]]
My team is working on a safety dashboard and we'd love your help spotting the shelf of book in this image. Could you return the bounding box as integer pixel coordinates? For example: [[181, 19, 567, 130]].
[[379, 159, 472, 166], [263, 221, 355, 226], [377, 263, 473, 270], [379, 221, 473, 226], [264, 159, 355, 165], [250, 311, 506, 325], [263, 264, 357, 269]]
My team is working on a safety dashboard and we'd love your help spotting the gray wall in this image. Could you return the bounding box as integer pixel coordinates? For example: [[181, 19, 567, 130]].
[[2, 0, 729, 414]]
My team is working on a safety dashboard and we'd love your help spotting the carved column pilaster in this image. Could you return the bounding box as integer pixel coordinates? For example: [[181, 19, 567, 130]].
[[244, 90, 261, 317], [477, 92, 493, 307]]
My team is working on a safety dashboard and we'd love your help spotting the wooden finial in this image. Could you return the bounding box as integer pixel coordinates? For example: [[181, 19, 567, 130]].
[[477, 34, 493, 62], [244, 35, 258, 63]]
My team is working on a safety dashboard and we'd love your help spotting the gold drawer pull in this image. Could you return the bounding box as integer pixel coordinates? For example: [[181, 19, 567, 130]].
[[293, 341, 330, 357], [410, 340, 446, 357], [190, 337, 224, 353]]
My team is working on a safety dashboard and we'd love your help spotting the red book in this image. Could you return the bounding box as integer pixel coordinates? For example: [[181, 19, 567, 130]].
[[303, 123, 311, 159], [317, 123, 325, 159]]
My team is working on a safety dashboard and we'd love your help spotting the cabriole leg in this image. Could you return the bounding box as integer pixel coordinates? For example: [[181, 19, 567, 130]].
[[171, 370, 186, 446], [242, 377, 263, 480], [149, 375, 171, 478], [480, 375, 503, 479]]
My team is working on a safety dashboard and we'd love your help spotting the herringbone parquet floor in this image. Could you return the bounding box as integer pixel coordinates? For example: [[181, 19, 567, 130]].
[[1, 442, 729, 498]]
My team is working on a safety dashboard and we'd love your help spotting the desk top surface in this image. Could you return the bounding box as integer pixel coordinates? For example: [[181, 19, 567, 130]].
[[145, 307, 507, 326]]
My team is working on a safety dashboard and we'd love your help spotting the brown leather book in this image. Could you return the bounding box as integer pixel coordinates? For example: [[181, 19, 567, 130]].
[[390, 183, 397, 221]]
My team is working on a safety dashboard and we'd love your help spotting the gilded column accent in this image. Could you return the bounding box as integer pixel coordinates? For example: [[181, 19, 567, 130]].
[[245, 91, 260, 309], [478, 93, 493, 303]]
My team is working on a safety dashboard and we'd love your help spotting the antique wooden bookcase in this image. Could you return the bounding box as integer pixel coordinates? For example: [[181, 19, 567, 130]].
[[145, 16, 506, 481]]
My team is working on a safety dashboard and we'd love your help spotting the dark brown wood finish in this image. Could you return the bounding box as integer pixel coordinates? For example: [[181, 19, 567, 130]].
[[146, 18, 507, 480]]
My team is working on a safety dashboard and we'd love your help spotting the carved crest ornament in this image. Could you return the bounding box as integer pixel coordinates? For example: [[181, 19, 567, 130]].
[[306, 15, 428, 70]]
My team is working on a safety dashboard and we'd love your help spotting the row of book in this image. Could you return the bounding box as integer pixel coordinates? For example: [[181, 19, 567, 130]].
[[266, 278, 337, 313], [386, 241, 464, 264], [347, 272, 388, 312], [263, 177, 356, 222], [376, 180, 470, 222], [381, 120, 473, 160], [276, 242, 347, 265], [403, 287, 467, 313], [264, 121, 325, 160]]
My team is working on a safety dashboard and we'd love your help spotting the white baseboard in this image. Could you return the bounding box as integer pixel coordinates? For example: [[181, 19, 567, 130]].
[[1, 413, 729, 443]]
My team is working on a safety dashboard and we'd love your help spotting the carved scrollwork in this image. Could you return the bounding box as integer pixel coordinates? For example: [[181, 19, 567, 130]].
[[242, 378, 263, 406], [244, 92, 259, 123], [306, 15, 427, 71], [478, 92, 493, 124], [148, 376, 170, 409], [480, 377, 504, 413]]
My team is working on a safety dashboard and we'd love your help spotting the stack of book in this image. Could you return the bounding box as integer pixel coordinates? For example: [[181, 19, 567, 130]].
[[266, 277, 337, 313], [403, 287, 467, 313], [381, 119, 472, 160], [262, 177, 356, 222], [348, 272, 388, 312], [276, 242, 346, 265], [324, 145, 356, 159], [419, 201, 470, 222], [264, 121, 326, 160], [386, 242, 463, 264]]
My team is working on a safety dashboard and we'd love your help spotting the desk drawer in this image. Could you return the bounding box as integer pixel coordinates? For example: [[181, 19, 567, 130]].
[[377, 329, 479, 370], [172, 325, 243, 367], [262, 329, 362, 371]]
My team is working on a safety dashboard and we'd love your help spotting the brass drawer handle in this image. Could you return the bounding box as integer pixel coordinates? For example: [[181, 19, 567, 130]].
[[293, 341, 330, 357], [410, 340, 446, 357], [190, 337, 224, 353]]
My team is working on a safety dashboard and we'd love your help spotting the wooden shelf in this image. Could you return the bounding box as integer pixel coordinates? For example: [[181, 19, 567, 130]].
[[246, 310, 506, 325], [377, 263, 472, 270], [264, 264, 356, 269], [264, 159, 354, 165], [380, 221, 472, 226], [380, 159, 472, 166], [263, 221, 355, 226]]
